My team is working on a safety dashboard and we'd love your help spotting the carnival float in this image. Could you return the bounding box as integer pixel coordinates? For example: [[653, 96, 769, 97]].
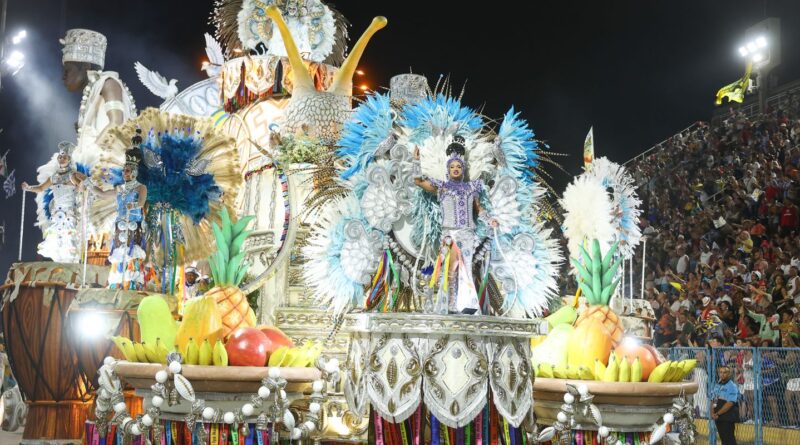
[[0, 1, 699, 444]]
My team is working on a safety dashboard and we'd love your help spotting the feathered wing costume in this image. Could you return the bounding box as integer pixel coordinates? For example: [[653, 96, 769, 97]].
[[304, 91, 563, 317], [33, 142, 88, 263], [91, 108, 241, 279]]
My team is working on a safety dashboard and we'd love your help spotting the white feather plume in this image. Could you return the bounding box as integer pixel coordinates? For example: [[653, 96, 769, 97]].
[[560, 173, 615, 265], [584, 157, 642, 259], [134, 62, 179, 99]]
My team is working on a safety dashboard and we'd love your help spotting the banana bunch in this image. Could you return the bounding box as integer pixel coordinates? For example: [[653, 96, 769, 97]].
[[595, 352, 696, 383], [535, 363, 594, 380], [599, 352, 643, 382], [111, 336, 170, 364], [183, 338, 228, 366], [646, 359, 697, 383], [268, 341, 323, 367], [571, 240, 620, 305]]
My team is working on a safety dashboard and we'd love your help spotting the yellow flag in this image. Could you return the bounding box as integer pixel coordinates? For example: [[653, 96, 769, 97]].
[[669, 282, 683, 292], [715, 62, 752, 106], [583, 127, 595, 170]]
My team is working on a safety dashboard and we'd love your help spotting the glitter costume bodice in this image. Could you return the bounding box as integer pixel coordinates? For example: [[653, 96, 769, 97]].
[[116, 181, 143, 223], [49, 170, 77, 210], [431, 179, 483, 229]]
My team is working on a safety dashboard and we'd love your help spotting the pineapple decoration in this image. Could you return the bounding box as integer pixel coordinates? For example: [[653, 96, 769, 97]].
[[207, 207, 258, 338], [571, 239, 624, 344]]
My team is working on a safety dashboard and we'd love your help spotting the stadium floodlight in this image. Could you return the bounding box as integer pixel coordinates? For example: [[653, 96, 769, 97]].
[[11, 30, 27, 45], [739, 35, 769, 66], [5, 50, 25, 75]]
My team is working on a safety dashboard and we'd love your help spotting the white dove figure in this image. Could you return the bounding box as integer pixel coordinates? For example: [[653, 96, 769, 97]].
[[202, 33, 224, 78], [134, 61, 179, 100]]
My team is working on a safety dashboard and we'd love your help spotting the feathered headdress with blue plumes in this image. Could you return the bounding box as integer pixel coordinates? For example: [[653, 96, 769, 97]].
[[139, 131, 221, 224], [400, 94, 483, 145], [91, 108, 242, 262]]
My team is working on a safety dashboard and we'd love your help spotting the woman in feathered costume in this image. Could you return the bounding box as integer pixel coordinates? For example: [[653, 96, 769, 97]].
[[88, 108, 241, 294], [21, 142, 86, 263], [412, 135, 497, 314], [83, 133, 148, 290]]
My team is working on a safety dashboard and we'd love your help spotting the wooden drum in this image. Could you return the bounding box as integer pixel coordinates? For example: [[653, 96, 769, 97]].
[[0, 262, 108, 442], [65, 289, 178, 421]]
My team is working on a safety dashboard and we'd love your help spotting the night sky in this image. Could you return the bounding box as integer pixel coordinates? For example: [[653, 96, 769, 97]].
[[0, 0, 799, 275]]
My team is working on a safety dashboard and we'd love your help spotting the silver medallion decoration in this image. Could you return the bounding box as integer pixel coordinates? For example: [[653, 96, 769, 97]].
[[360, 163, 412, 232]]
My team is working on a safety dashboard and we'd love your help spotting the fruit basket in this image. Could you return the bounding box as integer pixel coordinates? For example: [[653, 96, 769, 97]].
[[533, 378, 698, 431], [115, 361, 321, 395]]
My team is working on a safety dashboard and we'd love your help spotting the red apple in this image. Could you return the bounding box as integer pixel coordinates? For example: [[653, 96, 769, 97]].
[[258, 325, 295, 350], [225, 327, 272, 366]]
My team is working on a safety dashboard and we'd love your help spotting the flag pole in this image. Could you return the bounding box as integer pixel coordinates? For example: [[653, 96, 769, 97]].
[[18, 189, 25, 261], [81, 190, 89, 287], [641, 237, 647, 300]]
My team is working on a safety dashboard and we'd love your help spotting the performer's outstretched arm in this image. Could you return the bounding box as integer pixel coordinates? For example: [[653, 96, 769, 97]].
[[412, 146, 437, 193], [21, 178, 52, 193]]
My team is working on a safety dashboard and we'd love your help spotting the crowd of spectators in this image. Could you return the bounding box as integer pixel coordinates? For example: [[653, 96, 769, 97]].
[[627, 91, 800, 351]]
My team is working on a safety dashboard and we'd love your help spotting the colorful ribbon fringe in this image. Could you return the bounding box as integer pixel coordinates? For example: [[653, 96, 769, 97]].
[[371, 399, 529, 445]]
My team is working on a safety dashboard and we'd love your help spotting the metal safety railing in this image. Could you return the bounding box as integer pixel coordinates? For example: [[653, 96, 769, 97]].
[[656, 347, 800, 445]]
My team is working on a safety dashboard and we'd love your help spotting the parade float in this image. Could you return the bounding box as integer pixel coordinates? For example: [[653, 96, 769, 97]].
[[0, 1, 701, 444]]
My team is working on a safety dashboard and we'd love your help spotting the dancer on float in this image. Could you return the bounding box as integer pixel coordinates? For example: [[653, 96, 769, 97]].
[[22, 143, 85, 263], [413, 135, 498, 314], [83, 133, 147, 290], [30, 29, 137, 261]]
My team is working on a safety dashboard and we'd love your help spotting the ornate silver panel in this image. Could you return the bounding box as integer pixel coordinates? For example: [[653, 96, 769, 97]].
[[488, 338, 533, 427], [344, 333, 371, 417], [422, 335, 488, 428], [365, 334, 424, 423], [343, 313, 539, 429]]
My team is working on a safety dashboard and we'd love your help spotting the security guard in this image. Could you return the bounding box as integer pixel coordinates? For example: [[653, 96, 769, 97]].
[[711, 364, 739, 445]]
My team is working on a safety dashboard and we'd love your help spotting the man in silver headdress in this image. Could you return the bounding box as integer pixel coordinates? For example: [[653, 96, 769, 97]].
[[59, 28, 137, 168]]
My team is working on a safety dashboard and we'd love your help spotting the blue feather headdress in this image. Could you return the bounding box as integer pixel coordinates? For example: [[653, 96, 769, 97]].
[[139, 131, 221, 224], [91, 108, 242, 262], [400, 94, 483, 145]]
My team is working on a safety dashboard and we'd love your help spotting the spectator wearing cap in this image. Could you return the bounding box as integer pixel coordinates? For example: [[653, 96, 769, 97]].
[[701, 296, 716, 320], [717, 297, 737, 329]]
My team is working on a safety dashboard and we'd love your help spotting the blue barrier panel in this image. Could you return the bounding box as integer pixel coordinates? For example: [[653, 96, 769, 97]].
[[659, 346, 800, 444]]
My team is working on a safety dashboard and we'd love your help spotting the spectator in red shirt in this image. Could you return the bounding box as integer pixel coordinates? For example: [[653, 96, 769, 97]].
[[780, 202, 798, 236]]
